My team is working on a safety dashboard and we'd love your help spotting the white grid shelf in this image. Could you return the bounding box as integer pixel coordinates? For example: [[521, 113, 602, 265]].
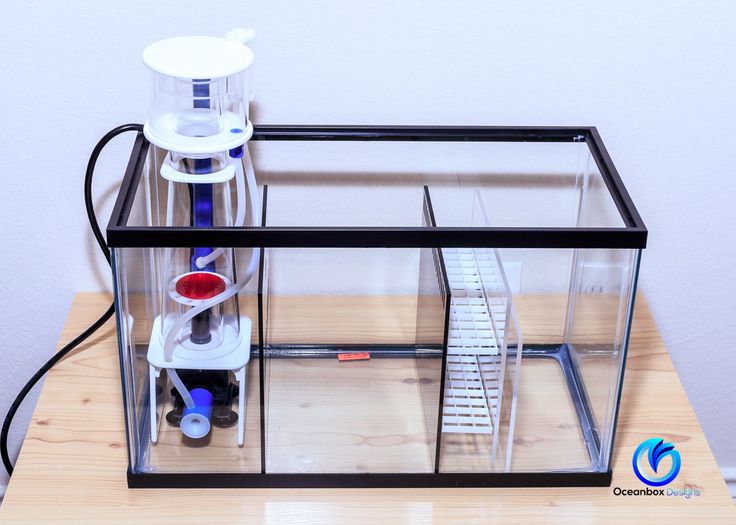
[[441, 248, 512, 436]]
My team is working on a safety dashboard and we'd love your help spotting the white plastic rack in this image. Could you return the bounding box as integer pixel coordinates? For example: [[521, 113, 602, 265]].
[[441, 248, 522, 447]]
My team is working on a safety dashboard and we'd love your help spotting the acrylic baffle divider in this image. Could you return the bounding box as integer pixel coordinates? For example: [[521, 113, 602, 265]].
[[440, 246, 522, 471], [260, 186, 447, 475], [437, 191, 522, 473]]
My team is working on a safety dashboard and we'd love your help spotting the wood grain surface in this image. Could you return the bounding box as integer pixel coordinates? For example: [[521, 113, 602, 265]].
[[0, 293, 734, 524]]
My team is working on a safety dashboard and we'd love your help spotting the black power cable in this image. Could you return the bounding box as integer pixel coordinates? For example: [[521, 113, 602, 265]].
[[1, 123, 143, 476]]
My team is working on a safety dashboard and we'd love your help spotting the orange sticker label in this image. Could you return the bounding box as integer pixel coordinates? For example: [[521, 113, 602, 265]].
[[337, 352, 371, 362]]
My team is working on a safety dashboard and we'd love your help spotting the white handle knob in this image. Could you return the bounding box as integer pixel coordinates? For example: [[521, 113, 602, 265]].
[[226, 28, 256, 45]]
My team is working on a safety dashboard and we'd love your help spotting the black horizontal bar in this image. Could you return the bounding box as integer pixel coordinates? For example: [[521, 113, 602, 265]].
[[587, 127, 647, 234], [128, 470, 612, 489], [109, 132, 146, 228], [107, 225, 647, 249], [252, 125, 591, 143]]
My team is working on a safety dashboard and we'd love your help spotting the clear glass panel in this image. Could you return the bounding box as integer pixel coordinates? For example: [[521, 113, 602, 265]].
[[434, 245, 638, 473], [247, 140, 624, 229], [114, 135, 641, 480], [566, 247, 640, 471], [128, 140, 627, 229], [114, 246, 261, 474], [431, 189, 637, 473], [261, 191, 445, 473]]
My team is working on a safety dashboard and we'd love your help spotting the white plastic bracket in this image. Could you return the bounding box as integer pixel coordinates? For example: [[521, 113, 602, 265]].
[[160, 162, 235, 184]]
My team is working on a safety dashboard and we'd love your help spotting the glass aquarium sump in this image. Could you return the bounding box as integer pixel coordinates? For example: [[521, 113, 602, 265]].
[[108, 126, 646, 488]]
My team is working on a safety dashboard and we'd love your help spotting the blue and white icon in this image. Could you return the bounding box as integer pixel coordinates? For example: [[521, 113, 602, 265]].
[[632, 438, 681, 487]]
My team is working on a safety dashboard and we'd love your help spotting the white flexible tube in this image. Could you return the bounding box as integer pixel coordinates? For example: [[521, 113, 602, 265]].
[[165, 180, 175, 227], [163, 148, 261, 362], [167, 368, 195, 408], [194, 156, 247, 268]]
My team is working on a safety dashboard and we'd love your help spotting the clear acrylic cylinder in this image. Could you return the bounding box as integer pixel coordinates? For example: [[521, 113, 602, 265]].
[[148, 73, 248, 140], [142, 34, 254, 154]]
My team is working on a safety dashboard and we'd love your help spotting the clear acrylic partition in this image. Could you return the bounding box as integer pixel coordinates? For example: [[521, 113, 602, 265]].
[[437, 193, 523, 473], [116, 144, 262, 475], [113, 131, 642, 482], [115, 244, 262, 475], [262, 187, 446, 474]]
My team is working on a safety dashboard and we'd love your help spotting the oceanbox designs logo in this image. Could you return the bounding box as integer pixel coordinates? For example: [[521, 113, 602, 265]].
[[631, 438, 681, 487]]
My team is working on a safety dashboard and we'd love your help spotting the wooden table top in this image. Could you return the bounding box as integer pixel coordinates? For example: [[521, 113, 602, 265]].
[[0, 293, 733, 524]]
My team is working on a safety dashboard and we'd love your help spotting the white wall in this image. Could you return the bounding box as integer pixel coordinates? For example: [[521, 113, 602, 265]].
[[1, 1, 735, 494]]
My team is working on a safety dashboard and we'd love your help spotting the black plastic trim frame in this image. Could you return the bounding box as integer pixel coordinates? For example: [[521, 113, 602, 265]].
[[250, 125, 592, 143], [109, 226, 645, 249], [106, 126, 647, 249], [586, 128, 645, 230], [109, 131, 147, 229], [128, 469, 613, 489]]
